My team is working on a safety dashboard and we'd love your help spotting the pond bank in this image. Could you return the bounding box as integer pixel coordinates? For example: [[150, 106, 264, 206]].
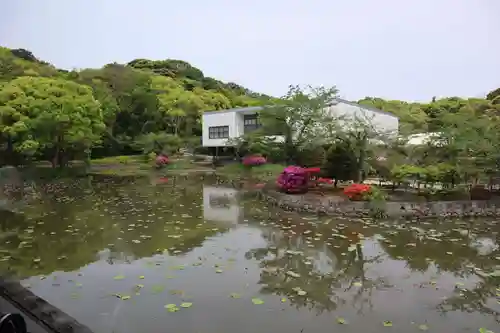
[[257, 188, 500, 219]]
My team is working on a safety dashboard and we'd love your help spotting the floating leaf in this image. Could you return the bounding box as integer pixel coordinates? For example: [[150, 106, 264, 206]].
[[337, 317, 347, 325], [383, 321, 393, 327], [180, 302, 192, 308], [286, 271, 300, 278], [479, 327, 494, 333], [113, 275, 125, 280], [120, 295, 131, 300], [230, 293, 241, 299], [353, 282, 362, 287], [215, 269, 223, 273], [139, 275, 145, 279], [252, 298, 264, 305], [164, 304, 179, 312], [281, 297, 287, 303], [297, 290, 307, 296], [479, 329, 494, 333]]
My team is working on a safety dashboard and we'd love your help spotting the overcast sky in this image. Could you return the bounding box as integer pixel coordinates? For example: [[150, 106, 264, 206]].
[[1, 0, 499, 102]]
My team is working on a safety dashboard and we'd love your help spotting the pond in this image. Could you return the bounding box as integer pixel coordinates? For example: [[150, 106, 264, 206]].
[[1, 176, 499, 333]]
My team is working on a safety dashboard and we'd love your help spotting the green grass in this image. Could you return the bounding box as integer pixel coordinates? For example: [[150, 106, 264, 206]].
[[91, 155, 144, 165], [217, 163, 284, 181]]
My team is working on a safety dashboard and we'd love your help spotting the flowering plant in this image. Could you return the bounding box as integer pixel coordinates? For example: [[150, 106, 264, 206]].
[[343, 183, 372, 200], [242, 155, 267, 167], [317, 177, 334, 185], [155, 155, 169, 167]]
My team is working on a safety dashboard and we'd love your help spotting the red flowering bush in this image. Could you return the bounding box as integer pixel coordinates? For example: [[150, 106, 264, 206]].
[[317, 177, 334, 185], [155, 155, 169, 168], [242, 155, 267, 167], [343, 183, 372, 200]]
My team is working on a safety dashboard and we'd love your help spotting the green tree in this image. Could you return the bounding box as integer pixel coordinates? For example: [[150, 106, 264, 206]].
[[0, 76, 105, 167], [259, 85, 338, 163]]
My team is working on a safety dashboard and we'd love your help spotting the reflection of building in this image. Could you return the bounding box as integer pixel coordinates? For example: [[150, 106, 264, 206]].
[[203, 186, 242, 225]]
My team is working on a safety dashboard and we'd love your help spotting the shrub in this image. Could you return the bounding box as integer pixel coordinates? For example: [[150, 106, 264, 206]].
[[242, 155, 267, 167], [343, 183, 372, 200], [155, 155, 169, 168], [145, 151, 157, 163], [117, 156, 131, 164]]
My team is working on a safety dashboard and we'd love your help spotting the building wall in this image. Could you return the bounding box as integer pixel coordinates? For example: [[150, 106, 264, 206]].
[[326, 101, 399, 136], [202, 101, 399, 147], [202, 112, 239, 147]]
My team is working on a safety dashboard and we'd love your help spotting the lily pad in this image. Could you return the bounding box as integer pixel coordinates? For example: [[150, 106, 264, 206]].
[[230, 293, 241, 299], [252, 298, 264, 305], [479, 329, 494, 333], [286, 271, 300, 278], [383, 320, 393, 327], [418, 324, 429, 331], [337, 317, 347, 324], [479, 327, 494, 333], [164, 304, 179, 312], [113, 275, 125, 280], [180, 302, 192, 308]]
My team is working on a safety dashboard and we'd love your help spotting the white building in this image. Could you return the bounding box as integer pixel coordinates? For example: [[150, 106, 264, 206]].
[[201, 99, 399, 148]]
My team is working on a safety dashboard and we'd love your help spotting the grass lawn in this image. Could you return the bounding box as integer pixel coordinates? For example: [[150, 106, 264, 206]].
[[89, 155, 213, 176], [216, 163, 284, 182]]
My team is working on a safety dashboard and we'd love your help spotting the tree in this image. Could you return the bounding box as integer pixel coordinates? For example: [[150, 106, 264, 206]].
[[328, 109, 396, 182], [259, 85, 338, 163], [0, 76, 105, 167]]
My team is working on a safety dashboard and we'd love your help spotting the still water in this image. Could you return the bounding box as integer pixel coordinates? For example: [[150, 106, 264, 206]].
[[1, 176, 500, 333]]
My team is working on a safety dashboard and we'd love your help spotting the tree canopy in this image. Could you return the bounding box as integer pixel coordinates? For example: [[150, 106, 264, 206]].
[[0, 45, 498, 171]]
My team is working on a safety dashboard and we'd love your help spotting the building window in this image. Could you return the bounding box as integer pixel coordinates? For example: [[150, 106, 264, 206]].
[[244, 114, 260, 133], [209, 126, 229, 139]]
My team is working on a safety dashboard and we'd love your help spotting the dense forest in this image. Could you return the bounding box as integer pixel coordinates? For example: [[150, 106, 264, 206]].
[[0, 46, 499, 169]]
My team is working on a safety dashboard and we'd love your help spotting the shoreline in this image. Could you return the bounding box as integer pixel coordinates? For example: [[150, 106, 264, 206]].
[[254, 187, 500, 219]]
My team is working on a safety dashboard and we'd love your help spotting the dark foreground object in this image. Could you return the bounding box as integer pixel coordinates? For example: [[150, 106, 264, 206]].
[[0, 278, 93, 333]]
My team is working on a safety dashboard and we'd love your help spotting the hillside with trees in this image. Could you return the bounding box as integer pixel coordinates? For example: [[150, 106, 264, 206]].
[[0, 46, 499, 181], [0, 47, 271, 167]]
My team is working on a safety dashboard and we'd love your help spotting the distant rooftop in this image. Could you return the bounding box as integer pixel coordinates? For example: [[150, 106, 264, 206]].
[[203, 98, 397, 118]]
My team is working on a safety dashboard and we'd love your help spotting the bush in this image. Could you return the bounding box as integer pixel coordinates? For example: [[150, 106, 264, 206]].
[[298, 146, 326, 167], [155, 155, 169, 168], [344, 183, 372, 200], [133, 133, 183, 156], [116, 156, 131, 164], [242, 155, 267, 167], [146, 151, 157, 163], [323, 143, 357, 182]]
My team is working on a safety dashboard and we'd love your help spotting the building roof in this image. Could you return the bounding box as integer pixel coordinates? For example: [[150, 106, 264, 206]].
[[203, 99, 398, 118]]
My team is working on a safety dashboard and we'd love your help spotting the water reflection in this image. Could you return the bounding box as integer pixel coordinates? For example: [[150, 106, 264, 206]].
[[203, 186, 242, 225], [0, 178, 498, 333]]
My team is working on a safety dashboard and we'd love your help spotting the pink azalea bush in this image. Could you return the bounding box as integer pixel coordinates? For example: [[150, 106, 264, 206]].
[[242, 155, 267, 167], [155, 155, 169, 167]]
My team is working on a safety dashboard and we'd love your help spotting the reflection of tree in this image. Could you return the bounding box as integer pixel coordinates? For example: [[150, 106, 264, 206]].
[[437, 278, 500, 323], [245, 220, 384, 315], [0, 177, 225, 278], [377, 219, 500, 322]]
